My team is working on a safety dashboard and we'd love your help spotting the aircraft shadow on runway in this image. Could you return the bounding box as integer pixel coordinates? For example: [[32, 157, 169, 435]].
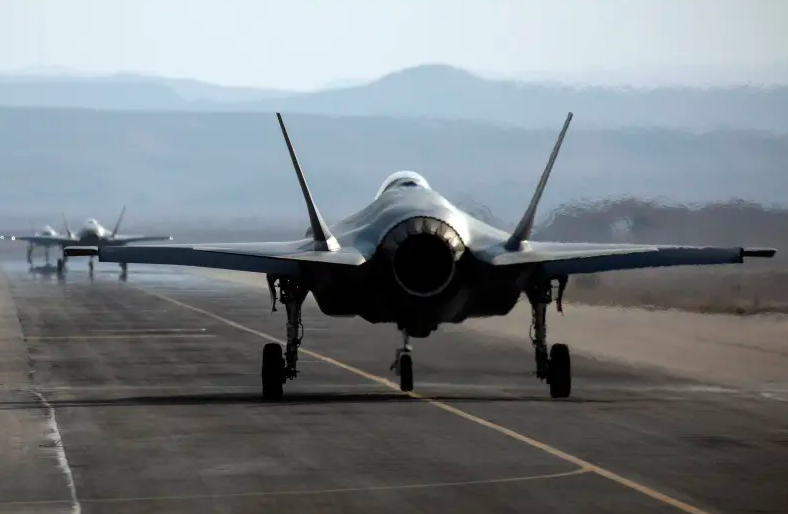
[[1, 391, 623, 410], [26, 264, 128, 283]]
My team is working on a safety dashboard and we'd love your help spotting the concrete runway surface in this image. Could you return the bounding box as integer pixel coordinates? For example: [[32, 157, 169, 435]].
[[1, 259, 787, 514]]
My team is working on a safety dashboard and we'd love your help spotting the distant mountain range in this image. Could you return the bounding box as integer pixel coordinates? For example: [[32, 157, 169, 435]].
[[1, 108, 786, 227], [1, 64, 787, 133]]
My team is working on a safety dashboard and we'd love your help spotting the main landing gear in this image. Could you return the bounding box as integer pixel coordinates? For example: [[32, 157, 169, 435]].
[[525, 276, 572, 398], [390, 331, 414, 392], [261, 278, 308, 400], [56, 252, 68, 275]]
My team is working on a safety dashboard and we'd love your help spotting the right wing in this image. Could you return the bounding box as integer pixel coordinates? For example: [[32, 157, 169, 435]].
[[108, 235, 175, 245], [64, 241, 367, 277], [65, 112, 356, 278]]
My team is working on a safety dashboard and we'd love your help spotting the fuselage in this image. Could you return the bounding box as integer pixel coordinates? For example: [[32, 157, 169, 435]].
[[75, 219, 113, 245], [298, 172, 528, 337]]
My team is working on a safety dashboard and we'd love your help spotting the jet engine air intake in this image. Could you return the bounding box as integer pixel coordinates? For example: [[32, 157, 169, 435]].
[[379, 217, 466, 297]]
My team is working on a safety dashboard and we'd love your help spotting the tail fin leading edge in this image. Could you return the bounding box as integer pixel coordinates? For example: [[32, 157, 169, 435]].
[[276, 113, 340, 252], [111, 205, 126, 238], [504, 112, 573, 251]]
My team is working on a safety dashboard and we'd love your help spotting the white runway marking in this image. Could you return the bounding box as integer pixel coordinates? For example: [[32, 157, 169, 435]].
[[31, 391, 81, 514], [1, 468, 590, 506], [24, 333, 216, 340], [760, 392, 788, 402]]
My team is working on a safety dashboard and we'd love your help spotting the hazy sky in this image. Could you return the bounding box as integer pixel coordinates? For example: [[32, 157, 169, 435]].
[[2, 0, 787, 89]]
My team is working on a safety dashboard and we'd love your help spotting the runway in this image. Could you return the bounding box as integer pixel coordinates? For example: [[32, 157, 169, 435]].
[[1, 260, 787, 514]]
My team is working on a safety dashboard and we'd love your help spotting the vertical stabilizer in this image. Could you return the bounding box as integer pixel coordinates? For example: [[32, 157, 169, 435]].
[[62, 213, 74, 238], [504, 112, 573, 251], [111, 205, 126, 238], [276, 113, 340, 252]]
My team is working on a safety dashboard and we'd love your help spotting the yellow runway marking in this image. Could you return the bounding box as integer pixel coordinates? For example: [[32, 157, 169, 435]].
[[141, 288, 713, 514], [24, 334, 216, 340], [0, 468, 590, 506]]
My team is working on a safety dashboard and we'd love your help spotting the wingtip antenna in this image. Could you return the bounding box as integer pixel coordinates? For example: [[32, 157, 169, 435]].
[[504, 111, 574, 251], [275, 112, 340, 252]]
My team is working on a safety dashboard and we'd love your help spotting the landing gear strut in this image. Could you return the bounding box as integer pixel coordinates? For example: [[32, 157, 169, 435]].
[[56, 256, 66, 275], [261, 277, 308, 400], [525, 275, 571, 398], [390, 331, 414, 392]]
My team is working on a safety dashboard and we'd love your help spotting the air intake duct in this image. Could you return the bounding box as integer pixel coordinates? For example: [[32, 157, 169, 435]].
[[379, 217, 466, 297]]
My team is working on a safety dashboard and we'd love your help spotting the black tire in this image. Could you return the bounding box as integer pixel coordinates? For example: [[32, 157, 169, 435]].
[[261, 343, 285, 400], [56, 258, 64, 273], [399, 354, 414, 392], [548, 343, 571, 399]]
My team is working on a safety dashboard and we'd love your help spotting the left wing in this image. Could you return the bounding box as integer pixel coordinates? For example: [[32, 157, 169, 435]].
[[479, 241, 776, 275]]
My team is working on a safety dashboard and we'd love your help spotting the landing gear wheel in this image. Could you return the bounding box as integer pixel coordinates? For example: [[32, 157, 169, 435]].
[[261, 343, 285, 400], [548, 344, 571, 398], [56, 258, 64, 274], [399, 354, 414, 392]]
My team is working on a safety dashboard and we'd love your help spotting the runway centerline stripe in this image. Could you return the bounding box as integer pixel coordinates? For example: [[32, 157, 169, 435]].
[[139, 287, 713, 514]]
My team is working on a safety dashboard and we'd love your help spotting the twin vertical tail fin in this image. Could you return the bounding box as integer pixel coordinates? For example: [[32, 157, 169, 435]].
[[62, 213, 74, 239], [275, 113, 340, 252], [504, 112, 574, 251], [111, 205, 126, 238]]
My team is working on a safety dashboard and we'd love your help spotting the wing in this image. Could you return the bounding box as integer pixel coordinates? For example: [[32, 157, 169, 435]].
[[64, 241, 367, 277], [3, 235, 75, 245], [479, 241, 776, 275], [478, 111, 778, 274], [108, 235, 175, 244], [66, 113, 358, 277]]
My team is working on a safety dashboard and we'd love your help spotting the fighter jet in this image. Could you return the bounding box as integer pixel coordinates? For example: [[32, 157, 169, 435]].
[[4, 215, 77, 266], [65, 112, 777, 400], [9, 208, 173, 275]]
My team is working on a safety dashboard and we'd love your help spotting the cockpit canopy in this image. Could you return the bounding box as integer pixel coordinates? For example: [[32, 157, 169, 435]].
[[85, 218, 99, 226], [374, 171, 431, 199]]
